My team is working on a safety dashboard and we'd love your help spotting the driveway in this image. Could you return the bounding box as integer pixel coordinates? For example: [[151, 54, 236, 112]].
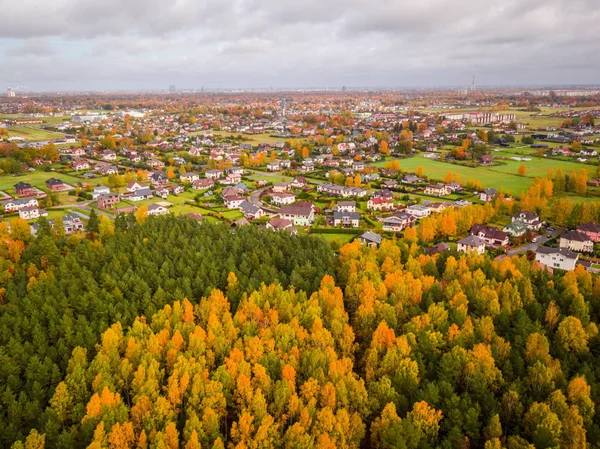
[[249, 186, 279, 213], [505, 228, 562, 257]]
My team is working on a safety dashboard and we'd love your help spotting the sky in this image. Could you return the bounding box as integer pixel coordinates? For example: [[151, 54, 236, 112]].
[[1, 0, 599, 92]]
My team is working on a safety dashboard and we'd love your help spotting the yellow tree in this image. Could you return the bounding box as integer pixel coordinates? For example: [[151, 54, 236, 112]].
[[380, 141, 390, 155], [135, 206, 148, 224], [518, 163, 527, 176], [416, 166, 424, 177], [99, 216, 115, 239], [354, 175, 362, 187], [167, 166, 175, 179]]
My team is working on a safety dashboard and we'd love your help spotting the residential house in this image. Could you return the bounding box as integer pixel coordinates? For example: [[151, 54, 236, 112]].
[[45, 178, 69, 192], [97, 193, 120, 209], [301, 161, 315, 172], [266, 218, 297, 234], [92, 185, 111, 199], [170, 185, 184, 195], [317, 183, 367, 198], [445, 182, 463, 192], [239, 201, 264, 220], [126, 181, 145, 193], [424, 183, 451, 197], [150, 172, 169, 186], [479, 155, 494, 165], [560, 230, 594, 252], [63, 214, 84, 234], [333, 211, 360, 228], [381, 180, 398, 189], [224, 195, 245, 209], [290, 177, 309, 189], [205, 169, 224, 180], [406, 204, 431, 218], [536, 247, 579, 271], [222, 173, 242, 185], [503, 220, 528, 237], [382, 213, 416, 232], [72, 159, 90, 171], [479, 189, 497, 202], [358, 231, 382, 248], [266, 161, 282, 171], [19, 206, 46, 220], [457, 235, 486, 255], [193, 178, 214, 190], [96, 163, 119, 175], [14, 182, 35, 196], [511, 211, 542, 231], [367, 196, 394, 211], [129, 188, 154, 201], [335, 201, 356, 213], [576, 222, 600, 242], [100, 151, 117, 161], [279, 204, 315, 226], [271, 193, 296, 206], [402, 174, 423, 184], [272, 182, 290, 193], [425, 243, 450, 256], [148, 204, 170, 216], [470, 224, 509, 247], [180, 172, 199, 184], [227, 167, 244, 176], [2, 198, 39, 213]]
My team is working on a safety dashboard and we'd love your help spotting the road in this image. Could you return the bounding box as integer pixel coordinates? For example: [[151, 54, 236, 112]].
[[249, 186, 278, 213], [503, 228, 562, 257], [49, 200, 116, 220]]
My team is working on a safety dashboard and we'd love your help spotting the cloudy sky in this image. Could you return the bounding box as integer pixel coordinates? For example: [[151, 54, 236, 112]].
[[1, 0, 599, 92]]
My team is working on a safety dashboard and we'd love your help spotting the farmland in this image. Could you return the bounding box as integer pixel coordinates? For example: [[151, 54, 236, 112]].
[[376, 154, 597, 194]]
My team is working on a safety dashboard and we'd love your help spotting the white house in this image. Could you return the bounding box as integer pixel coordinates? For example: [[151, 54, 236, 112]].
[[19, 206, 47, 220], [457, 235, 486, 255], [536, 247, 579, 271], [335, 201, 356, 213], [333, 211, 360, 228], [279, 204, 315, 226], [271, 193, 296, 206], [406, 205, 431, 218], [147, 204, 170, 216], [92, 185, 111, 200], [560, 230, 594, 253]]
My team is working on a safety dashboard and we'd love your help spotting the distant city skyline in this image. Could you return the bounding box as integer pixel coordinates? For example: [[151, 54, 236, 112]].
[[2, 0, 598, 92]]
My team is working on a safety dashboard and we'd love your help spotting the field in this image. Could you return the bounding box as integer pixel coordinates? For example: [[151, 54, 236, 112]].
[[211, 131, 291, 146], [0, 171, 84, 192], [375, 154, 597, 195], [5, 126, 66, 142]]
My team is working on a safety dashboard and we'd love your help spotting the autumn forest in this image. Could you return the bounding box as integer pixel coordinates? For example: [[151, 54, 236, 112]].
[[1, 216, 599, 449]]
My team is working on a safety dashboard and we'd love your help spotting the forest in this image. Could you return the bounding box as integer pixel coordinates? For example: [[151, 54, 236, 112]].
[[1, 216, 599, 449]]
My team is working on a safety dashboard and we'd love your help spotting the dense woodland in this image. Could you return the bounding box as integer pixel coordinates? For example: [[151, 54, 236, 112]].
[[1, 217, 599, 449]]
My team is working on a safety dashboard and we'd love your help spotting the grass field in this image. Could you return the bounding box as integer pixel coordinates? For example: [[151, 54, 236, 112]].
[[211, 131, 291, 146], [374, 155, 597, 195], [314, 233, 357, 244], [6, 126, 66, 142], [0, 171, 84, 192]]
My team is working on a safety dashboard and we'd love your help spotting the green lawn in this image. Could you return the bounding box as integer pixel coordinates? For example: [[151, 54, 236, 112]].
[[0, 171, 84, 192], [373, 154, 596, 195], [6, 126, 66, 142], [211, 131, 292, 146], [314, 233, 358, 244]]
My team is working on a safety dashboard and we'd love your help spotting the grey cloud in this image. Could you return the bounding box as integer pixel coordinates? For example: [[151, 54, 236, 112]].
[[0, 0, 599, 90]]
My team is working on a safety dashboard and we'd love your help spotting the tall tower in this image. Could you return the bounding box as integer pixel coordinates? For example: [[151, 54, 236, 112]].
[[471, 75, 476, 91], [169, 84, 176, 93], [7, 88, 15, 97], [281, 98, 287, 117]]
